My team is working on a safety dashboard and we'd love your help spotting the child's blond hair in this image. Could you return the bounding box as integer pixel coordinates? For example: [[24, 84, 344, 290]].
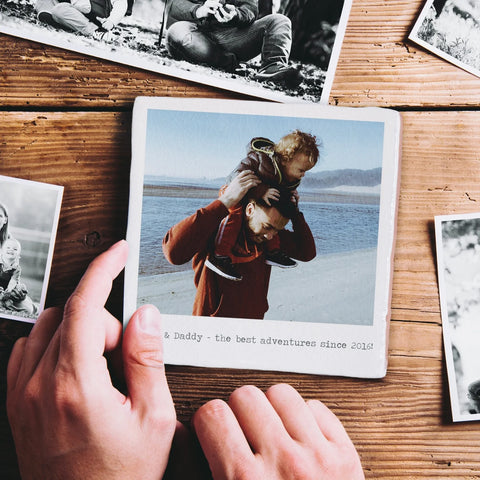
[[274, 130, 320, 165]]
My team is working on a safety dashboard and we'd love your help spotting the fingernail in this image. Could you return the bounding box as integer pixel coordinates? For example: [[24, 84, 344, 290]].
[[138, 306, 162, 336]]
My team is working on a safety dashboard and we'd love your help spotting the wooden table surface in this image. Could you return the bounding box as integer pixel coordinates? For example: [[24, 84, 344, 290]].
[[2, 0, 480, 478]]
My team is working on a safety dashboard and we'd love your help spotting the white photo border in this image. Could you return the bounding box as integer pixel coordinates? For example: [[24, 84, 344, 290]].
[[124, 97, 401, 378]]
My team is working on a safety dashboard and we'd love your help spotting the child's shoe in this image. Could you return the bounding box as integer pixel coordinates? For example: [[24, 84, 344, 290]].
[[205, 255, 242, 281], [265, 250, 297, 268]]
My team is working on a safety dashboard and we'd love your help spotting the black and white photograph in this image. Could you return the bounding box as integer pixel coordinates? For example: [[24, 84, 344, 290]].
[[0, 175, 63, 324], [0, 0, 352, 103], [409, 0, 480, 79], [124, 97, 401, 378], [435, 213, 480, 422]]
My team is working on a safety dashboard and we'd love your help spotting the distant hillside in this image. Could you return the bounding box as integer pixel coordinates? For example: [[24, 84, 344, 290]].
[[145, 167, 382, 191], [299, 168, 382, 190]]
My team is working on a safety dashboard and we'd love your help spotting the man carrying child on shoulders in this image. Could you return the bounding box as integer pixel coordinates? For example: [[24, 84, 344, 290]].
[[162, 167, 316, 320]]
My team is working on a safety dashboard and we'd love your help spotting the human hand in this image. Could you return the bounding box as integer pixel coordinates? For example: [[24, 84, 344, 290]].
[[262, 187, 280, 206], [98, 17, 115, 30], [291, 190, 299, 207], [196, 0, 222, 19], [214, 4, 237, 23], [6, 283, 28, 301], [219, 170, 261, 209], [193, 384, 365, 480], [7, 240, 176, 480]]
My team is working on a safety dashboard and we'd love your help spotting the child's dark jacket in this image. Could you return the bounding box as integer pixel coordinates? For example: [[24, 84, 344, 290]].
[[227, 137, 300, 200]]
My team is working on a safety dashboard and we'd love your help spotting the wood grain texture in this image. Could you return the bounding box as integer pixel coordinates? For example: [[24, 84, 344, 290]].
[[1, 0, 480, 477]]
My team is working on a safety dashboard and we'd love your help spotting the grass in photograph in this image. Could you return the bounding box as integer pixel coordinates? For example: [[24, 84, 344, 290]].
[[418, 4, 480, 72]]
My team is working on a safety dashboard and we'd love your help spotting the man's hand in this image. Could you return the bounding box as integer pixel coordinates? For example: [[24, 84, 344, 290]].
[[219, 170, 261, 209], [193, 384, 365, 480], [7, 240, 176, 480], [98, 17, 115, 30], [214, 4, 237, 23], [195, 0, 222, 19], [262, 187, 280, 206]]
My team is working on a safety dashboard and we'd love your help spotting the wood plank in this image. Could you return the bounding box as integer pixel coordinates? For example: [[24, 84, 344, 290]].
[[1, 0, 479, 108]]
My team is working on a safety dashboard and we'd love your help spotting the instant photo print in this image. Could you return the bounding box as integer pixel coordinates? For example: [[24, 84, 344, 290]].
[[124, 97, 401, 378], [409, 0, 480, 79], [0, 0, 352, 104], [0, 175, 63, 324], [435, 212, 480, 422]]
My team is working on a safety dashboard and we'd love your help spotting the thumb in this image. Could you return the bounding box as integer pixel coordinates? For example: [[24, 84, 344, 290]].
[[123, 305, 175, 421]]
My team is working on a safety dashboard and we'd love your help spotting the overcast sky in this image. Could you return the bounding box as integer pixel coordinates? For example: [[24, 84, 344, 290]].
[[144, 107, 385, 179]]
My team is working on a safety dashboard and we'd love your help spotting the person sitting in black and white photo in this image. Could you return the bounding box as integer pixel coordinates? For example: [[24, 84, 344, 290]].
[[35, 0, 130, 41], [164, 0, 301, 86]]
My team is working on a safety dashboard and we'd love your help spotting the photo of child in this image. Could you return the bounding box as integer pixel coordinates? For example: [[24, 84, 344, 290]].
[[0, 176, 63, 324]]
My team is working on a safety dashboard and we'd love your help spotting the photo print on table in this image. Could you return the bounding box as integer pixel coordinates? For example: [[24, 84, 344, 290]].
[[124, 97, 401, 378], [409, 0, 480, 79], [0, 175, 63, 324], [435, 212, 480, 422], [0, 0, 352, 103]]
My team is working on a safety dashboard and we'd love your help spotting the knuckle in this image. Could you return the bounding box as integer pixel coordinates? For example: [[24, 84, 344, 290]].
[[51, 377, 78, 413], [232, 462, 260, 480], [280, 450, 313, 479], [64, 291, 88, 318], [126, 342, 166, 369]]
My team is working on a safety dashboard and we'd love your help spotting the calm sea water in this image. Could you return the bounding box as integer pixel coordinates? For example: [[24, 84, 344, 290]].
[[139, 195, 379, 276]]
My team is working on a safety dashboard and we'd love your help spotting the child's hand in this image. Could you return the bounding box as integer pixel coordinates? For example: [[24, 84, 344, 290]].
[[5, 284, 28, 302], [291, 190, 299, 207], [193, 384, 365, 480], [262, 188, 280, 206]]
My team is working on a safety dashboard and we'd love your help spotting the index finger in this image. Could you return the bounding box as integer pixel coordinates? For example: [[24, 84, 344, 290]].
[[69, 240, 128, 311], [59, 240, 128, 368]]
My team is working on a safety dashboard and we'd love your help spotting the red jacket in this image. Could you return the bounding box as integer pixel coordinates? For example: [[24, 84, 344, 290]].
[[162, 199, 316, 319]]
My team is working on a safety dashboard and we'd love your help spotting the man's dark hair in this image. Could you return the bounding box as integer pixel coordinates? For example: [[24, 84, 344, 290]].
[[251, 193, 297, 220]]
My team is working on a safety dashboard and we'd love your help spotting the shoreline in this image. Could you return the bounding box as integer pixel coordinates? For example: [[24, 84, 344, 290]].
[[138, 248, 377, 325], [143, 184, 380, 205]]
